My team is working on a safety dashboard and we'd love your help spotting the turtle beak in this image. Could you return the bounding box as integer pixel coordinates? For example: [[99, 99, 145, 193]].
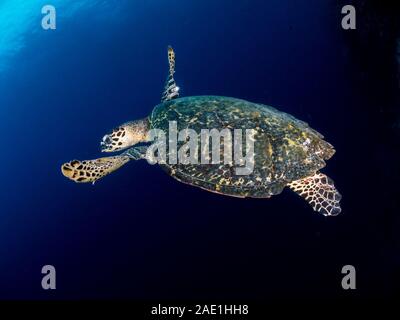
[[100, 134, 114, 152]]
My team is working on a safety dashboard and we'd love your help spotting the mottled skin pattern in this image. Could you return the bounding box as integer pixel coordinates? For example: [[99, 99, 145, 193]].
[[61, 156, 130, 183], [149, 95, 335, 198]]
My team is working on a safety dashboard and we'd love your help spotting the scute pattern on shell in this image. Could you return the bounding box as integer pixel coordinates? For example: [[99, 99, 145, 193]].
[[150, 96, 335, 198]]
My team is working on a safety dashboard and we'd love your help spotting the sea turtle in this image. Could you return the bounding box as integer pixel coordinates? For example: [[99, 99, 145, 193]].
[[62, 46, 342, 216]]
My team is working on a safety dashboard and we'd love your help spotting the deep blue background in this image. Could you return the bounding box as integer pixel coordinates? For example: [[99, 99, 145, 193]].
[[0, 0, 399, 300]]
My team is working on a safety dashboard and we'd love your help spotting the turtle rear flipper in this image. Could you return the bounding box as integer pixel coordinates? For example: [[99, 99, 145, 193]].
[[161, 46, 180, 102], [61, 156, 130, 184], [288, 173, 342, 216]]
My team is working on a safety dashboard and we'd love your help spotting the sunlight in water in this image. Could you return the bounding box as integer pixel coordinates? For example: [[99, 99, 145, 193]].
[[0, 0, 117, 71]]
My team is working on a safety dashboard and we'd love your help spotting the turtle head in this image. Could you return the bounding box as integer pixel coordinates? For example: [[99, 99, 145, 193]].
[[101, 118, 150, 152]]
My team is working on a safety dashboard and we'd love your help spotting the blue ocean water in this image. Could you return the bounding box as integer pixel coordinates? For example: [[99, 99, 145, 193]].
[[0, 0, 399, 300]]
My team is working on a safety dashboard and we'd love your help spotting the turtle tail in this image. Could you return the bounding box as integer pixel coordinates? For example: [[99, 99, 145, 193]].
[[317, 140, 336, 160]]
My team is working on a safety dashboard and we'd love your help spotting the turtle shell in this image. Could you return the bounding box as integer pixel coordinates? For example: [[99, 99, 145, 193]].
[[149, 96, 335, 198]]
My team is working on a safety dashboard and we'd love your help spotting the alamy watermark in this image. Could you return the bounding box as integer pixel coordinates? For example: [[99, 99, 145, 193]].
[[40, 4, 356, 31], [341, 5, 356, 30], [41, 5, 56, 30], [143, 121, 256, 176], [341, 265, 356, 290], [41, 265, 56, 290]]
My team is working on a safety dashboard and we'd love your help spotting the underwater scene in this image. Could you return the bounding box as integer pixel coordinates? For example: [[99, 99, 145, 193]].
[[0, 0, 399, 311]]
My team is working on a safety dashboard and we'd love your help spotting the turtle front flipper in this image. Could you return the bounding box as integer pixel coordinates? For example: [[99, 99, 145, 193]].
[[288, 173, 342, 216], [61, 156, 130, 184]]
